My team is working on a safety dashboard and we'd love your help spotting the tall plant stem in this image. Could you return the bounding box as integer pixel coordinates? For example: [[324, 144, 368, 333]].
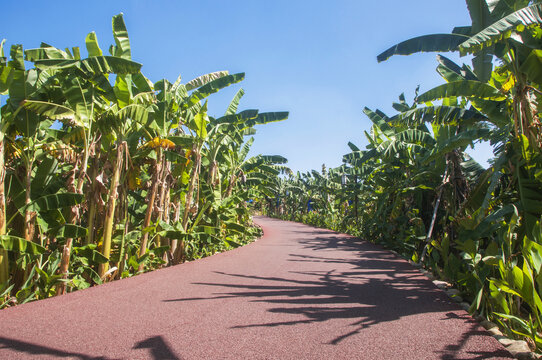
[[353, 175, 358, 221], [421, 158, 449, 263], [56, 160, 80, 295], [182, 146, 201, 230], [138, 148, 163, 271], [76, 136, 90, 194], [157, 161, 171, 263], [169, 198, 181, 260], [156, 160, 170, 248], [225, 173, 236, 198], [58, 136, 89, 295], [0, 135, 8, 284], [115, 190, 129, 280], [98, 142, 124, 278], [85, 154, 100, 245], [23, 160, 35, 243], [175, 145, 201, 264]]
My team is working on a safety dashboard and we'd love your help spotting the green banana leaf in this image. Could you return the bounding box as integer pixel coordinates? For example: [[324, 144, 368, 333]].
[[363, 107, 394, 138], [393, 105, 488, 126], [193, 102, 208, 139], [22, 100, 79, 125], [167, 135, 195, 148], [347, 142, 360, 152], [343, 149, 378, 165], [25, 193, 84, 213], [394, 129, 436, 147], [184, 73, 245, 109], [244, 111, 289, 128], [224, 222, 247, 233], [225, 88, 245, 115], [24, 47, 71, 62], [0, 235, 45, 254], [72, 245, 108, 264], [422, 128, 491, 164], [111, 14, 131, 59], [417, 80, 506, 103], [56, 224, 88, 239], [186, 71, 229, 91], [488, 0, 530, 19], [459, 4, 542, 55], [520, 49, 542, 86], [85, 31, 103, 57], [377, 34, 469, 62], [261, 155, 288, 164], [213, 109, 259, 125]]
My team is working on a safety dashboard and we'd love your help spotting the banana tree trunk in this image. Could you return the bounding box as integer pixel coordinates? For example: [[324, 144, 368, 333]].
[[155, 159, 171, 264], [169, 198, 181, 261], [159, 186, 171, 264], [0, 136, 8, 284], [85, 155, 100, 245], [116, 190, 129, 280], [353, 175, 358, 221], [56, 161, 80, 295], [225, 173, 237, 198], [175, 146, 201, 265], [521, 88, 539, 147], [182, 146, 201, 230], [156, 159, 170, 248], [98, 142, 124, 278], [420, 157, 450, 263], [20, 158, 38, 291], [138, 148, 163, 272], [162, 161, 172, 264], [194, 162, 201, 215], [208, 160, 218, 186], [23, 161, 35, 243]]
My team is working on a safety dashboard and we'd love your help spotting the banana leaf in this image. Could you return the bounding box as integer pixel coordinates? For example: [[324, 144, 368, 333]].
[[0, 235, 45, 254]]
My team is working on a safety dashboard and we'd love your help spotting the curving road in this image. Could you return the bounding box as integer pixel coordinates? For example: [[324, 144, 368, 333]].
[[0, 216, 513, 359]]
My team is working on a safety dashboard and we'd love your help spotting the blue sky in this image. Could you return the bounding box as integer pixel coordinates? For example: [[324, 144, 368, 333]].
[[3, 1, 488, 172]]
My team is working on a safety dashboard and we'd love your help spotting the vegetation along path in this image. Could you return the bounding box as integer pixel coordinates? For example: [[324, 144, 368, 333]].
[[0, 216, 513, 359]]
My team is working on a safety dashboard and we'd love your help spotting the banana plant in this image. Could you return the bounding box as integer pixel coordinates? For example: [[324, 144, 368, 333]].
[[0, 13, 289, 306], [20, 14, 146, 286], [269, 1, 542, 351], [0, 39, 14, 285]]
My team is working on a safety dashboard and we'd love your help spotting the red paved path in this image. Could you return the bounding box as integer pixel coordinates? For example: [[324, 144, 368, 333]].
[[0, 217, 513, 359]]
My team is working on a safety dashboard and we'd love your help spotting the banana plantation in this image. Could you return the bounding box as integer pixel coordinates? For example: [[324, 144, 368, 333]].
[[0, 14, 288, 306], [7, 0, 542, 356], [266, 1, 542, 351]]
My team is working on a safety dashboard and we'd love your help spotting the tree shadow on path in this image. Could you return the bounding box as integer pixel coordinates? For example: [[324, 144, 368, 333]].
[[164, 230, 512, 359], [0, 336, 110, 359], [0, 335, 182, 360], [435, 313, 513, 360], [133, 336, 182, 360]]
